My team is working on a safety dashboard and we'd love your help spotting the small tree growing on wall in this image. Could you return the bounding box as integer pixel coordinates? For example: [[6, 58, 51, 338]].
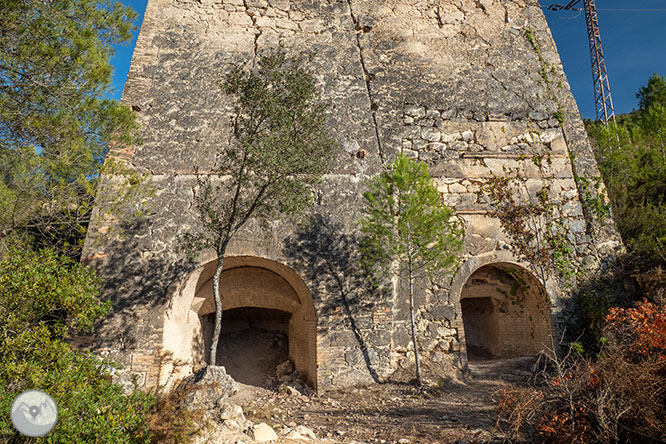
[[360, 154, 463, 386], [180, 50, 335, 365]]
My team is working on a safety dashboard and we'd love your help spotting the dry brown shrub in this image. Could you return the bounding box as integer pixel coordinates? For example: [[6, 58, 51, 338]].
[[496, 386, 545, 442], [146, 382, 206, 444], [497, 301, 666, 444], [146, 350, 207, 444]]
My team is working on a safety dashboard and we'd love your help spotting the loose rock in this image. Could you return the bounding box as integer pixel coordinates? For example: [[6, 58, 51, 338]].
[[251, 423, 278, 442], [181, 366, 239, 410]]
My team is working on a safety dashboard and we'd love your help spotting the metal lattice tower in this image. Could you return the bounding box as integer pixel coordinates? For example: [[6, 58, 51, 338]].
[[551, 0, 616, 124], [582, 0, 616, 123]]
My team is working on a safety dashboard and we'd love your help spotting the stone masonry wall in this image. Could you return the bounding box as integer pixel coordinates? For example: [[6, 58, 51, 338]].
[[82, 0, 623, 391]]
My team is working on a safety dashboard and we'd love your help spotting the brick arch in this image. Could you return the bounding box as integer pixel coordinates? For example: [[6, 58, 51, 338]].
[[450, 252, 554, 365], [161, 254, 317, 389]]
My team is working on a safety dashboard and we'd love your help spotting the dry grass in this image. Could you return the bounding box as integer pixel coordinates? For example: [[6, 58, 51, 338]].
[[497, 301, 666, 444]]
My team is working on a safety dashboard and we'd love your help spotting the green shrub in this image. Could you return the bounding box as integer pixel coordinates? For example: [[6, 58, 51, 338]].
[[0, 248, 155, 443], [587, 76, 666, 265]]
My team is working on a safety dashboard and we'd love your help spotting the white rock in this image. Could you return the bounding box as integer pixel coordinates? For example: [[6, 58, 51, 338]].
[[440, 132, 459, 143], [251, 423, 278, 442], [598, 240, 621, 256], [405, 105, 425, 118], [286, 430, 308, 440], [270, 0, 289, 11], [540, 128, 561, 143], [421, 128, 441, 142], [255, 16, 275, 27], [224, 419, 241, 430], [228, 12, 252, 26], [182, 366, 239, 410], [295, 425, 317, 439], [437, 327, 457, 337], [449, 183, 467, 193], [218, 401, 245, 422]]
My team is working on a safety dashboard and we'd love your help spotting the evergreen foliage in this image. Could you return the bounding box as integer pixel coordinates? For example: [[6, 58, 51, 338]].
[[0, 248, 155, 443], [0, 3, 166, 442], [360, 154, 463, 385], [0, 0, 141, 256], [637, 73, 666, 113], [588, 73, 666, 264]]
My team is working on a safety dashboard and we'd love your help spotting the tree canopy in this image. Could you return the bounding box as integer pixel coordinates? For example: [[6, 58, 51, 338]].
[[361, 155, 463, 279], [360, 154, 463, 385], [589, 73, 666, 264], [637, 73, 666, 112], [0, 3, 168, 442], [180, 50, 335, 363], [0, 0, 140, 256]]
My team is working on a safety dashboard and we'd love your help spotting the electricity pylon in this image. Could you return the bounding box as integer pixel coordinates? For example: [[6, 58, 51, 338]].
[[548, 0, 616, 124]]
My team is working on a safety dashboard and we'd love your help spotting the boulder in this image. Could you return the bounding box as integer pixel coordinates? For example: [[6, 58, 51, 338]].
[[216, 400, 246, 424], [286, 430, 308, 440], [294, 425, 317, 440], [181, 365, 239, 410], [251, 423, 278, 442]]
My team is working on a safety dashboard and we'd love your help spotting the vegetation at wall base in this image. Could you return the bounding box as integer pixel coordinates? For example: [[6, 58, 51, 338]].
[[0, 248, 154, 443], [497, 300, 666, 444]]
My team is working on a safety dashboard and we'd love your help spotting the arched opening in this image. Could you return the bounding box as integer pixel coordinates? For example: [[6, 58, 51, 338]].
[[460, 263, 552, 360], [201, 307, 291, 386], [162, 255, 317, 390]]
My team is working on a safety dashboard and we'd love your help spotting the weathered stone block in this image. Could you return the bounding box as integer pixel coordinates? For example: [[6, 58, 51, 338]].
[[423, 304, 456, 321]]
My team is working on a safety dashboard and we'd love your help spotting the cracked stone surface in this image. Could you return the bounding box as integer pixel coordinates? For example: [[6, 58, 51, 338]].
[[83, 0, 623, 392]]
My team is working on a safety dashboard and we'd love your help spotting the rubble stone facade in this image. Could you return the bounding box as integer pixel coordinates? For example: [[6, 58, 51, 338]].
[[82, 0, 622, 391]]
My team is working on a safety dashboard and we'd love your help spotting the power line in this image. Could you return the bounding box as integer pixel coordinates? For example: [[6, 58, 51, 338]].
[[545, 4, 666, 12], [596, 8, 666, 12]]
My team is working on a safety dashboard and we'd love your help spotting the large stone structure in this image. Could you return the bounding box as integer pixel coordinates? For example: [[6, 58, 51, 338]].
[[82, 0, 622, 391]]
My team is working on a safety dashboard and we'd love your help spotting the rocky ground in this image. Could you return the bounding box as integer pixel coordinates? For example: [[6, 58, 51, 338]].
[[229, 357, 538, 444]]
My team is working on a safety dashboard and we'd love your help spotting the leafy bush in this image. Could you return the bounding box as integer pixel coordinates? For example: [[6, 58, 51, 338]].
[[0, 248, 155, 443]]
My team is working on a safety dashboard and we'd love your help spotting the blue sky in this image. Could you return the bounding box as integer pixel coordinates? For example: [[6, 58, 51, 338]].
[[109, 0, 148, 100], [109, 0, 666, 119], [543, 0, 666, 118]]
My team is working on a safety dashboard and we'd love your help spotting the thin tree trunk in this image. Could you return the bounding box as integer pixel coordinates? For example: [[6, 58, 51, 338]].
[[209, 252, 225, 365], [408, 270, 423, 386]]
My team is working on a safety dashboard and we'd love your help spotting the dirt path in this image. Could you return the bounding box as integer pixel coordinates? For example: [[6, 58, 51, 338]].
[[240, 357, 538, 444]]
